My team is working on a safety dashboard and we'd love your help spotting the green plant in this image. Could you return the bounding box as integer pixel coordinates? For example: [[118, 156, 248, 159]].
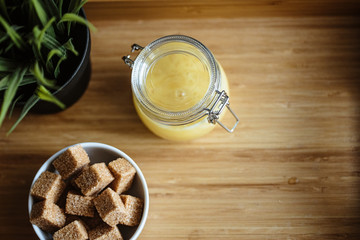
[[0, 0, 95, 134]]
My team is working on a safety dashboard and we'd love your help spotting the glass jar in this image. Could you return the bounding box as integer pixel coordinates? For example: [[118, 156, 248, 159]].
[[123, 35, 238, 141]]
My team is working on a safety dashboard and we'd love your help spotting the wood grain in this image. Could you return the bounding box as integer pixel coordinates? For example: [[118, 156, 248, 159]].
[[0, 1, 360, 239], [85, 0, 360, 20]]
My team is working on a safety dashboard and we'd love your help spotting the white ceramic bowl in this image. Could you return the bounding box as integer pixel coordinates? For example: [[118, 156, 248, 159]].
[[28, 142, 149, 240]]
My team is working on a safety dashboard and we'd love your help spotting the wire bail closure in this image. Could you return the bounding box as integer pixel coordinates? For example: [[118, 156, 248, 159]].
[[206, 90, 239, 133], [122, 44, 144, 68]]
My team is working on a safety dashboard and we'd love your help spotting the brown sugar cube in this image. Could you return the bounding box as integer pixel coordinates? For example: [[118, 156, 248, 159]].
[[65, 215, 96, 232], [53, 220, 88, 240], [82, 211, 104, 230], [53, 145, 90, 179], [75, 163, 114, 196], [93, 188, 127, 226], [120, 195, 144, 226], [65, 191, 95, 217], [70, 165, 89, 189], [108, 158, 136, 194], [89, 224, 123, 240], [30, 200, 66, 232], [30, 171, 65, 202]]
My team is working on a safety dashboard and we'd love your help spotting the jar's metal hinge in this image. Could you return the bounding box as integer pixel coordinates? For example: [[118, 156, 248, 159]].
[[122, 44, 144, 68], [206, 90, 239, 133]]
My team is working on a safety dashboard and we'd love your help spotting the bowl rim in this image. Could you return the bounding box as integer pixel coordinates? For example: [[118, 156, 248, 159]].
[[28, 142, 149, 240]]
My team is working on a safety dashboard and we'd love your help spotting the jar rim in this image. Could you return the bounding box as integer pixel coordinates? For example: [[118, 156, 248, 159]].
[[131, 35, 220, 125]]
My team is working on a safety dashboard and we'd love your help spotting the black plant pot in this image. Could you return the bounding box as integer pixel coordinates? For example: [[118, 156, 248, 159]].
[[30, 8, 91, 114]]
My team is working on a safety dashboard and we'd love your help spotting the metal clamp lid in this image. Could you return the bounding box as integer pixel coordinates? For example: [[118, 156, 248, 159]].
[[122, 44, 144, 68], [206, 90, 239, 133]]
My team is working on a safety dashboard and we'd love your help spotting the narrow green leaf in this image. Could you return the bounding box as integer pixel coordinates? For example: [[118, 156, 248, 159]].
[[19, 77, 37, 87], [43, 0, 60, 19], [32, 25, 41, 40], [30, 0, 48, 26], [0, 15, 25, 49], [54, 0, 65, 34], [36, 17, 56, 50], [68, 0, 82, 13], [0, 0, 10, 22], [0, 75, 9, 91], [40, 33, 67, 73], [0, 74, 33, 91], [30, 0, 55, 36], [0, 57, 18, 72], [28, 0, 38, 28], [43, 33, 66, 52], [44, 0, 64, 35], [47, 49, 64, 62], [36, 85, 65, 109], [32, 62, 57, 89], [7, 95, 40, 135], [63, 38, 78, 56], [31, 26, 45, 65], [46, 49, 64, 73], [73, 0, 88, 15], [66, 0, 82, 35], [31, 43, 45, 69], [59, 13, 96, 32], [8, 94, 23, 119], [54, 55, 67, 78], [58, 0, 64, 17], [0, 68, 26, 127]]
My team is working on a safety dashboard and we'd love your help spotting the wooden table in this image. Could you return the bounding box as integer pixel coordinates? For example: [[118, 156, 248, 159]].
[[1, 1, 360, 239]]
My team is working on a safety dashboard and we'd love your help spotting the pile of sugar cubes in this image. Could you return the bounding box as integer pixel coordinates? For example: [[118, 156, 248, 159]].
[[29, 145, 143, 240]]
